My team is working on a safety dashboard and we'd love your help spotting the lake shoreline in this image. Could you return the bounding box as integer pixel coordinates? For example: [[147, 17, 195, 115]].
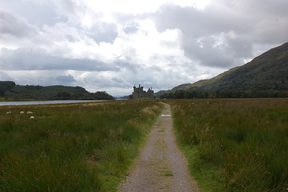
[[0, 100, 106, 106]]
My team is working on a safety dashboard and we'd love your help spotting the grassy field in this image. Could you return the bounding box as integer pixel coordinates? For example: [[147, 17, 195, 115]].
[[0, 100, 163, 192], [167, 98, 288, 192]]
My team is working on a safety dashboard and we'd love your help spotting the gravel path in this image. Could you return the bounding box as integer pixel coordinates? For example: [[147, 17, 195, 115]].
[[118, 103, 200, 192]]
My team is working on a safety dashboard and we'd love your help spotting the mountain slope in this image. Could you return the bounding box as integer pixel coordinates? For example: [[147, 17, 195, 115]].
[[171, 66, 240, 91], [179, 42, 288, 91], [156, 42, 288, 98]]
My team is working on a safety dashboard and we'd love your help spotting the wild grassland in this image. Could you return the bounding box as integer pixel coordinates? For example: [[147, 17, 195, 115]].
[[167, 98, 288, 192], [0, 100, 163, 192]]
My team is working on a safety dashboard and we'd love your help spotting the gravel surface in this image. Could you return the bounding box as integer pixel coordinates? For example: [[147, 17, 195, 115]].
[[118, 104, 200, 192]]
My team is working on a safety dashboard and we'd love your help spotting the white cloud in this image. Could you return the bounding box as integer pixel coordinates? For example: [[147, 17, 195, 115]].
[[0, 0, 287, 96]]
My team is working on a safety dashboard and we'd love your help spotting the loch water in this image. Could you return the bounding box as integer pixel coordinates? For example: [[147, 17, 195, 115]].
[[0, 100, 104, 106]]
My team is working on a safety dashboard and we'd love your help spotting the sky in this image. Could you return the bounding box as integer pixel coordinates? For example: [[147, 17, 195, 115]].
[[0, 0, 288, 96]]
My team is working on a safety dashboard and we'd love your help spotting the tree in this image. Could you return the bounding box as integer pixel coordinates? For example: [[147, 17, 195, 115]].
[[56, 91, 71, 100]]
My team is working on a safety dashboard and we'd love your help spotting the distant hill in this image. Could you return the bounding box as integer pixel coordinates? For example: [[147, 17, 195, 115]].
[[0, 81, 114, 101], [158, 42, 288, 98]]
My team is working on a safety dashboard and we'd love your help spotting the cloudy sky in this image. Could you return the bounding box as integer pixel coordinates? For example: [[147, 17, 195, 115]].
[[0, 0, 287, 96]]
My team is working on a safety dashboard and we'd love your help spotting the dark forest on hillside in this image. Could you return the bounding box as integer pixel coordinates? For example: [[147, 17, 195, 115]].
[[0, 81, 114, 101]]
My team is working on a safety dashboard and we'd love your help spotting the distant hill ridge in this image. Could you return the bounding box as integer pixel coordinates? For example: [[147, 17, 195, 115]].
[[157, 42, 288, 98], [0, 81, 114, 101]]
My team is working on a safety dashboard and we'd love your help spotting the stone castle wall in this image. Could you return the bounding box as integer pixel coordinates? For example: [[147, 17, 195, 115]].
[[132, 85, 154, 98]]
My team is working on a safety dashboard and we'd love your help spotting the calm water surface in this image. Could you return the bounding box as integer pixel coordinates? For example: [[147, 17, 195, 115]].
[[0, 100, 104, 106]]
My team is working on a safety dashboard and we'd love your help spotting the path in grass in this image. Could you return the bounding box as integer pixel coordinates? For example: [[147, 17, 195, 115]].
[[118, 103, 199, 192]]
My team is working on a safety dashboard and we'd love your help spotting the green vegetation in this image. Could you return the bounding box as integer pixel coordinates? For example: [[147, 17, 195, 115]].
[[159, 89, 288, 99], [0, 100, 163, 192], [0, 81, 16, 97], [167, 99, 288, 191], [0, 81, 114, 100]]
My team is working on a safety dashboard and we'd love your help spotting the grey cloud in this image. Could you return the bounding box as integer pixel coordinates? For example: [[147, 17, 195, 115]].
[[85, 65, 162, 93], [183, 37, 242, 68], [55, 0, 86, 22], [234, 0, 288, 17], [252, 18, 288, 45], [225, 38, 253, 58], [111, 77, 124, 83], [231, 0, 288, 45], [0, 10, 38, 38], [54, 0, 103, 26], [88, 22, 118, 43], [56, 75, 76, 84], [59, 0, 78, 13], [152, 4, 252, 67], [147, 65, 161, 72], [26, 3, 61, 26], [126, 65, 178, 91], [0, 70, 78, 88], [115, 61, 138, 73], [123, 23, 139, 34], [0, 48, 120, 72], [0, 1, 62, 27], [154, 4, 246, 37], [0, 71, 13, 81], [152, 1, 288, 68], [89, 74, 130, 90]]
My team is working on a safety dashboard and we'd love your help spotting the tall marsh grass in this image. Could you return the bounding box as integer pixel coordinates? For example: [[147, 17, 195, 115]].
[[168, 98, 288, 192], [0, 100, 163, 192]]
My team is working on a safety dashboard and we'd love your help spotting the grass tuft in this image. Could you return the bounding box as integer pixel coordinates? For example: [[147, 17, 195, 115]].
[[167, 98, 288, 192], [0, 100, 163, 192]]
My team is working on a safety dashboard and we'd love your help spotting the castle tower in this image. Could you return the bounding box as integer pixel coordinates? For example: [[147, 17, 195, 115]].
[[132, 85, 154, 98]]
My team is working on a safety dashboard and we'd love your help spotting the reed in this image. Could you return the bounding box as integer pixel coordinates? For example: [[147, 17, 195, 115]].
[[168, 98, 288, 192], [0, 100, 163, 192]]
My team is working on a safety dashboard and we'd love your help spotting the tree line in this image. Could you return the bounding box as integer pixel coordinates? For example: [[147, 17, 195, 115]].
[[0, 81, 114, 101], [159, 89, 288, 99]]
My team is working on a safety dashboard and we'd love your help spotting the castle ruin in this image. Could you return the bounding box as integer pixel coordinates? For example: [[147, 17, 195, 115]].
[[132, 84, 154, 98]]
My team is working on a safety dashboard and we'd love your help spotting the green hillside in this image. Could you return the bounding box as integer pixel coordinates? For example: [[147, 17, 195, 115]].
[[0, 82, 114, 101], [200, 42, 288, 91], [158, 42, 288, 98]]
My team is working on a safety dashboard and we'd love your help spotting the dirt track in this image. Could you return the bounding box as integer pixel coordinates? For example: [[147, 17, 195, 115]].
[[118, 103, 199, 192]]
